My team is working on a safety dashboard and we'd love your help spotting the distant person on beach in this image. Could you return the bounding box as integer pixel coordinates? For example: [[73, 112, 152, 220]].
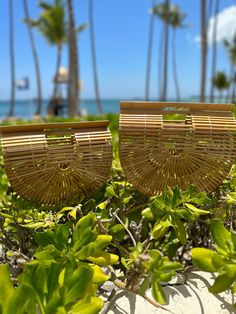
[[47, 97, 64, 116]]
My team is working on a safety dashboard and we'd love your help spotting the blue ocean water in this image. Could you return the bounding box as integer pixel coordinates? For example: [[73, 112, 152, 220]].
[[0, 97, 229, 120], [0, 99, 121, 119]]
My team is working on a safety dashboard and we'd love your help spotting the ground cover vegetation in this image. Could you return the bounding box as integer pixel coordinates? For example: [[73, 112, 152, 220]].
[[0, 113, 236, 313]]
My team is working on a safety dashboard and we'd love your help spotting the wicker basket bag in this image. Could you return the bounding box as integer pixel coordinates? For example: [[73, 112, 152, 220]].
[[119, 102, 236, 195], [0, 121, 112, 205]]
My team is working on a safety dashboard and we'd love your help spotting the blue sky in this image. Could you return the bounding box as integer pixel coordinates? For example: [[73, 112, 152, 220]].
[[0, 0, 235, 101]]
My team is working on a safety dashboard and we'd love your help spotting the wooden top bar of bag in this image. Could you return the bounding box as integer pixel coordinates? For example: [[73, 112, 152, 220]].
[[120, 101, 234, 112], [0, 120, 109, 133]]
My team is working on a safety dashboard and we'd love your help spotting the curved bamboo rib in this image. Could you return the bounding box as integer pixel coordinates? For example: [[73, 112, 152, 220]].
[[119, 102, 236, 195], [0, 121, 112, 205]]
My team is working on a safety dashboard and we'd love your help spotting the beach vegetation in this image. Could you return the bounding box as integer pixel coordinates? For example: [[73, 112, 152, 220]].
[[0, 114, 236, 312]]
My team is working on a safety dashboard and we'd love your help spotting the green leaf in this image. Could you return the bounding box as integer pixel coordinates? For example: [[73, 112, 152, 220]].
[[0, 264, 15, 312], [7, 283, 38, 314], [46, 287, 66, 313], [171, 186, 181, 208], [26, 263, 47, 301], [152, 220, 171, 239], [90, 265, 110, 284], [211, 219, 232, 252], [150, 197, 166, 219], [83, 199, 96, 212], [105, 186, 117, 197], [171, 214, 186, 245], [34, 230, 55, 247], [159, 272, 175, 282], [87, 251, 119, 266], [93, 235, 113, 251], [191, 192, 210, 205], [212, 254, 225, 269], [65, 266, 93, 304], [231, 282, 236, 294], [192, 248, 218, 272], [231, 232, 236, 251], [110, 224, 125, 241], [68, 208, 77, 220], [46, 262, 61, 300], [20, 222, 45, 229], [139, 277, 150, 296], [97, 201, 108, 210], [224, 264, 236, 278], [160, 261, 182, 272], [152, 279, 166, 304], [57, 207, 74, 215], [54, 223, 70, 250], [185, 203, 209, 216], [76, 213, 95, 236], [71, 296, 103, 314], [142, 207, 155, 221], [209, 273, 235, 294], [72, 227, 96, 252]]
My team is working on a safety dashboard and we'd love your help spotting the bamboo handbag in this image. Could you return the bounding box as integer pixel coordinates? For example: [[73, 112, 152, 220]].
[[0, 121, 112, 205], [119, 102, 236, 195]]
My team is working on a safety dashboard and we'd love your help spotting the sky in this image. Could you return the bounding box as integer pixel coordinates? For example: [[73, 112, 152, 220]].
[[0, 0, 236, 101]]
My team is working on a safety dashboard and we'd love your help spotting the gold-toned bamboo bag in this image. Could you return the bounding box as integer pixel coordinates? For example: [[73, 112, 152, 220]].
[[0, 121, 112, 205], [119, 102, 236, 195]]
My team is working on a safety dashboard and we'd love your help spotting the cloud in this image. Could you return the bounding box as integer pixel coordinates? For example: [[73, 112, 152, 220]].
[[195, 5, 236, 45]]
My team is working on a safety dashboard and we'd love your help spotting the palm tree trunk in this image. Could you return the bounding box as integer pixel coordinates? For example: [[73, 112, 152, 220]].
[[172, 28, 180, 101], [226, 65, 234, 103], [53, 45, 62, 99], [67, 0, 79, 117], [158, 25, 164, 100], [219, 91, 223, 103], [23, 0, 42, 116], [89, 0, 103, 114], [210, 0, 220, 103], [231, 70, 236, 103], [200, 0, 207, 102], [145, 0, 155, 101], [160, 0, 170, 101], [8, 0, 15, 117]]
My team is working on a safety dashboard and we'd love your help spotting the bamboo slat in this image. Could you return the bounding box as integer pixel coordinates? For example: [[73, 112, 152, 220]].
[[119, 102, 236, 195], [0, 121, 112, 205]]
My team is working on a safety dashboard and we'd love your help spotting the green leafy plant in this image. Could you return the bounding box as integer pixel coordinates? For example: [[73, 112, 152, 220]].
[[121, 243, 182, 304], [0, 213, 119, 313], [192, 219, 236, 301], [1, 115, 236, 313], [142, 186, 210, 245]]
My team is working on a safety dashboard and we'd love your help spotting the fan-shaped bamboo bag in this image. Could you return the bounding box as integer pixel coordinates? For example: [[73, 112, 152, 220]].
[[0, 121, 112, 205], [119, 102, 236, 195]]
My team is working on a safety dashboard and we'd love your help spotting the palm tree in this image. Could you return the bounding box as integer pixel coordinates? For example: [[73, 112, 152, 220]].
[[153, 1, 170, 101], [67, 0, 79, 117], [28, 0, 67, 103], [210, 0, 220, 103], [200, 0, 207, 102], [23, 0, 42, 116], [8, 0, 15, 117], [224, 35, 236, 103], [145, 0, 156, 101], [212, 71, 230, 102], [169, 5, 186, 102], [89, 0, 103, 114], [88, 2, 102, 115], [162, 0, 170, 101]]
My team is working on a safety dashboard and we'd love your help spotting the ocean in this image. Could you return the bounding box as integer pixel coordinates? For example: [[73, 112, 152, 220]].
[[0, 97, 229, 120], [0, 99, 121, 119]]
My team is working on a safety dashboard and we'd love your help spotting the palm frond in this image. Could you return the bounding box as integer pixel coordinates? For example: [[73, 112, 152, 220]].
[[77, 23, 87, 33]]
